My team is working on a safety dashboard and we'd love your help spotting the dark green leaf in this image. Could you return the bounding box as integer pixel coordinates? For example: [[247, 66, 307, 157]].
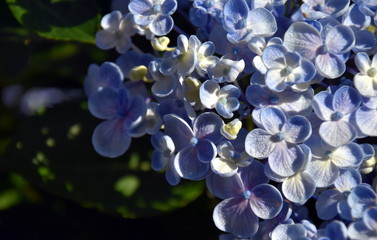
[[4, 101, 205, 218], [6, 0, 101, 43]]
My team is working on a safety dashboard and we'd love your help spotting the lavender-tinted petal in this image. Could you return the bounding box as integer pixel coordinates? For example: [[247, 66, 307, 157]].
[[282, 172, 316, 204], [247, 8, 277, 37], [213, 196, 259, 238], [165, 156, 181, 186], [163, 114, 194, 151], [312, 91, 334, 121], [269, 142, 306, 177], [331, 142, 364, 168], [193, 112, 224, 143], [174, 146, 209, 180], [315, 53, 345, 79], [206, 172, 244, 199], [239, 160, 269, 190], [315, 189, 344, 220], [250, 184, 283, 219], [319, 120, 357, 147], [332, 86, 361, 114], [151, 150, 169, 171], [124, 95, 146, 129], [283, 22, 321, 61], [325, 25, 355, 54], [282, 115, 312, 144], [363, 207, 377, 231], [260, 107, 287, 134], [150, 15, 174, 36], [245, 128, 276, 159], [100, 10, 122, 30], [197, 139, 217, 163], [262, 44, 287, 69], [92, 119, 131, 158]]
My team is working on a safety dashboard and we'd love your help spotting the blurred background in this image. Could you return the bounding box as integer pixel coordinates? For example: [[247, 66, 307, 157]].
[[0, 0, 221, 239]]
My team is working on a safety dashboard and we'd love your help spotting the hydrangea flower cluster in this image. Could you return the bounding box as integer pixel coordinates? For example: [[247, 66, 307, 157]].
[[85, 0, 377, 238]]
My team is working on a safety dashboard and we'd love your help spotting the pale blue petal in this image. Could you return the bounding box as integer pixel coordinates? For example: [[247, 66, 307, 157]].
[[206, 172, 244, 199], [249, 184, 283, 219], [306, 158, 339, 187], [334, 168, 362, 192], [355, 52, 372, 73], [271, 224, 307, 240], [269, 142, 306, 177], [128, 0, 151, 15], [150, 15, 174, 36], [161, 0, 177, 15], [348, 221, 373, 239], [312, 91, 334, 121], [348, 184, 377, 218], [246, 8, 277, 37], [174, 146, 209, 180], [363, 207, 377, 231], [260, 107, 287, 134], [325, 25, 355, 54], [282, 115, 312, 144], [245, 129, 276, 159], [325, 220, 348, 240], [315, 53, 345, 79], [356, 106, 377, 136], [283, 22, 322, 61], [319, 120, 357, 147], [338, 199, 353, 221], [213, 196, 259, 238], [266, 69, 287, 92], [151, 150, 169, 171], [262, 44, 287, 69], [95, 30, 116, 50], [332, 86, 361, 115], [245, 85, 270, 108], [282, 172, 316, 204], [331, 142, 364, 168], [92, 119, 131, 158], [315, 189, 344, 220]]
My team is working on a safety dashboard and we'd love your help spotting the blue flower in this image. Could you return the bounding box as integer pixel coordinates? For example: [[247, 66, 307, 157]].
[[128, 0, 177, 36], [163, 112, 224, 180], [222, 0, 277, 43], [88, 87, 147, 158], [283, 21, 355, 79], [300, 0, 350, 20], [206, 161, 283, 238], [353, 52, 377, 97], [245, 107, 312, 177]]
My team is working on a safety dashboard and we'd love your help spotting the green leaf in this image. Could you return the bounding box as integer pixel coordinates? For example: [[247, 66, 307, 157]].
[[4, 101, 205, 218], [6, 0, 101, 43]]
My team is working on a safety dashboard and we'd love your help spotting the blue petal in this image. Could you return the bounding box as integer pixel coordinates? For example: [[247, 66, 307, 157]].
[[348, 184, 377, 218], [196, 139, 217, 163], [92, 119, 131, 158], [239, 161, 269, 190], [325, 221, 348, 240], [312, 91, 334, 121], [332, 86, 361, 115], [306, 158, 339, 187], [282, 172, 316, 204], [174, 146, 209, 180], [193, 112, 224, 143], [163, 114, 194, 151], [150, 15, 174, 36], [213, 196, 259, 238], [319, 120, 357, 147], [260, 107, 287, 134], [249, 184, 283, 219], [200, 80, 220, 109], [363, 207, 377, 231], [315, 189, 343, 220], [282, 115, 312, 144], [325, 25, 355, 54], [245, 85, 270, 108], [315, 53, 345, 79], [356, 106, 377, 136], [245, 129, 276, 159], [334, 168, 362, 192], [88, 87, 119, 119], [206, 172, 245, 199]]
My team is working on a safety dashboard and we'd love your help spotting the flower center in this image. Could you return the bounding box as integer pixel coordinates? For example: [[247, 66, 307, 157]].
[[235, 19, 246, 29], [281, 66, 293, 76], [218, 96, 227, 105], [269, 94, 280, 104], [242, 190, 251, 200], [190, 137, 198, 146], [331, 111, 343, 121], [272, 132, 285, 142], [152, 4, 161, 13], [367, 67, 377, 78], [317, 45, 328, 55]]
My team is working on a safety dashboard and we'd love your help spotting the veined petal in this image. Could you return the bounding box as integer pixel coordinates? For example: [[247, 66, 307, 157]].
[[247, 8, 277, 37], [331, 142, 364, 168], [306, 158, 339, 187], [245, 129, 276, 159], [283, 22, 321, 61], [150, 15, 174, 36], [363, 207, 377, 231], [92, 119, 131, 158], [249, 184, 283, 219], [354, 74, 377, 97], [197, 139, 217, 163], [211, 157, 238, 177], [262, 44, 287, 69], [315, 189, 344, 220], [213, 196, 259, 238], [282, 115, 312, 143], [312, 91, 334, 121], [265, 69, 287, 92], [334, 168, 362, 192], [193, 112, 224, 143], [163, 114, 194, 151], [332, 86, 361, 115], [282, 172, 316, 204], [319, 120, 357, 147], [239, 161, 269, 190], [315, 53, 345, 79], [325, 25, 355, 54], [128, 0, 152, 15], [355, 106, 377, 136], [268, 142, 306, 177], [174, 146, 209, 180], [260, 107, 287, 134], [348, 184, 377, 218]]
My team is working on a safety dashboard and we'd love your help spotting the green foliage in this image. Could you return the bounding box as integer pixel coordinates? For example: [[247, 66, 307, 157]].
[[6, 0, 101, 43], [3, 101, 205, 218]]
